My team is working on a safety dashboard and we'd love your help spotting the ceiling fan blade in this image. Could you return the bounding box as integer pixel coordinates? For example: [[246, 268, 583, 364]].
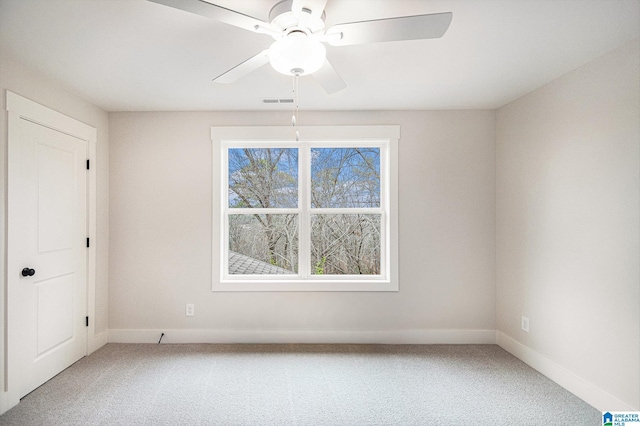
[[291, 0, 328, 19], [326, 12, 453, 47], [312, 59, 346, 94], [148, 0, 268, 33], [213, 50, 270, 84]]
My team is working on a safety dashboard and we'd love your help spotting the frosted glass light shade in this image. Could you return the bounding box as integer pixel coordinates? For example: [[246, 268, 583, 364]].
[[269, 32, 326, 76]]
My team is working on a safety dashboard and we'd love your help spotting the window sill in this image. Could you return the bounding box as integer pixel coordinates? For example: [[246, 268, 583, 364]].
[[212, 280, 398, 292]]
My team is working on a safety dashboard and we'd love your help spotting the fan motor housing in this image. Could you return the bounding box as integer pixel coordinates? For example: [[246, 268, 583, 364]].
[[269, 0, 326, 35]]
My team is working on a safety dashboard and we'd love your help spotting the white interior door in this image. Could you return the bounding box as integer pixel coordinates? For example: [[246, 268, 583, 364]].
[[8, 116, 88, 398]]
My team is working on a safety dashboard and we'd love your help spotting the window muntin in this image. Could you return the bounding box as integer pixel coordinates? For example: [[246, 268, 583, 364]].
[[212, 126, 398, 292]]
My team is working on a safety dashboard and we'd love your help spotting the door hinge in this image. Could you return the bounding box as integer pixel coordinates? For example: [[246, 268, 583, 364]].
[[85, 316, 89, 327], [86, 159, 90, 170], [86, 237, 90, 248]]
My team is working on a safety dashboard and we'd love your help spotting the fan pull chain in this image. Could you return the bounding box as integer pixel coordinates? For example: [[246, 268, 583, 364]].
[[292, 72, 300, 141]]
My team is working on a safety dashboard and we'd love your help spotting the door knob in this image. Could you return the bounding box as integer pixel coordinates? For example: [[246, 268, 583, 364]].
[[21, 268, 35, 277]]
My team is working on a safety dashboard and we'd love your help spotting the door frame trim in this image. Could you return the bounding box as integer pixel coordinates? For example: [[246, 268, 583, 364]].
[[4, 91, 97, 412]]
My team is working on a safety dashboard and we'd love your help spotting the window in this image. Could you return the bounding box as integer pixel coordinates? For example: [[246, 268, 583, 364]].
[[212, 126, 399, 291]]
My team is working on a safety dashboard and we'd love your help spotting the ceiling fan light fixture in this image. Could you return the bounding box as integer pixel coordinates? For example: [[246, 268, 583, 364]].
[[269, 31, 326, 76]]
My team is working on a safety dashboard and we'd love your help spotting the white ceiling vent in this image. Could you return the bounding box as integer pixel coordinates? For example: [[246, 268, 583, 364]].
[[261, 98, 294, 104]]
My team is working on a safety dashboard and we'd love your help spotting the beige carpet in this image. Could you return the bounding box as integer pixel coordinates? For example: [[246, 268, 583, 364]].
[[0, 343, 600, 425]]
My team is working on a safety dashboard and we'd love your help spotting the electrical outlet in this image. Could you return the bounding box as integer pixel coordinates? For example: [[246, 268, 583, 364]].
[[186, 304, 195, 317], [521, 316, 529, 333]]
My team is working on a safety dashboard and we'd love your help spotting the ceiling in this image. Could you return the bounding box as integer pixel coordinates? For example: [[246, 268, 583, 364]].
[[1, 0, 638, 112]]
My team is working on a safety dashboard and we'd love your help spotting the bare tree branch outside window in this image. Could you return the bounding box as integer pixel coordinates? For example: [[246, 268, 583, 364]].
[[227, 146, 381, 275]]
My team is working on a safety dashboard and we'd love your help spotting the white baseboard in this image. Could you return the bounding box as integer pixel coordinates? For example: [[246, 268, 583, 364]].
[[108, 328, 497, 345], [496, 331, 637, 411], [0, 390, 19, 417], [88, 329, 109, 354]]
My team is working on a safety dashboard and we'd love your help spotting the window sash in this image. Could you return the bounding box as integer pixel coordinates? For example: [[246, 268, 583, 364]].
[[223, 212, 386, 280], [223, 144, 385, 279]]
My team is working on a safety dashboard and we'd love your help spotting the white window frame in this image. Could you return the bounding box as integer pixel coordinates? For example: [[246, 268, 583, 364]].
[[212, 125, 399, 292]]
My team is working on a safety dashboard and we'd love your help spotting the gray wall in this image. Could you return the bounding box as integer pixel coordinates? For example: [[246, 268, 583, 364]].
[[496, 39, 640, 409], [108, 110, 496, 339]]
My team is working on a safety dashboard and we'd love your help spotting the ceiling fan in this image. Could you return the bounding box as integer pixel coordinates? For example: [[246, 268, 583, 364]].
[[148, 0, 453, 93]]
